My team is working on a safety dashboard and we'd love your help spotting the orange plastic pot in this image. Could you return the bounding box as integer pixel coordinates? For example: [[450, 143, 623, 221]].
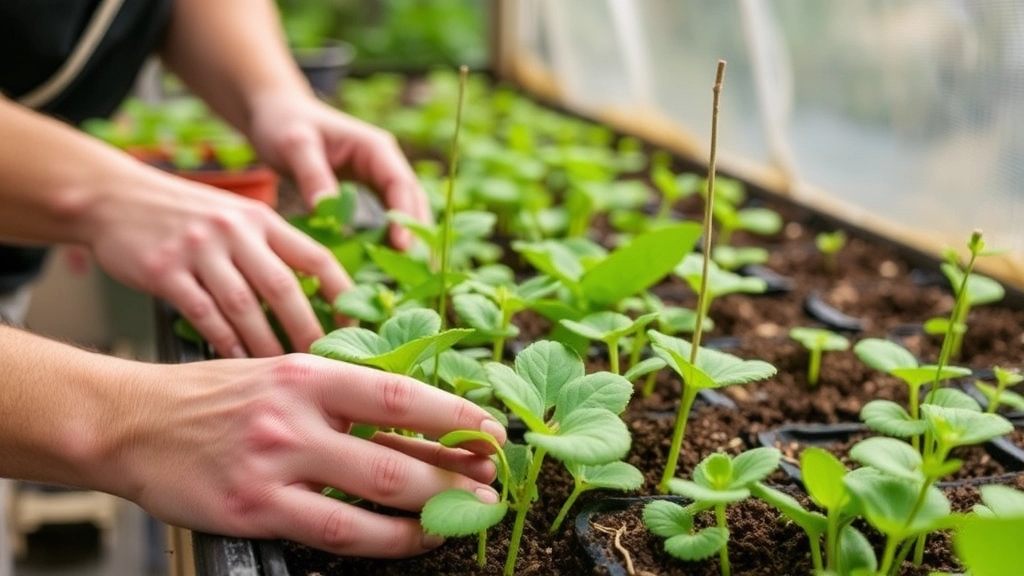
[[175, 166, 279, 208]]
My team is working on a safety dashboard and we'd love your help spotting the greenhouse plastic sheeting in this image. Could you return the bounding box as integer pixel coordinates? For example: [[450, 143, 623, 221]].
[[505, 0, 1024, 285]]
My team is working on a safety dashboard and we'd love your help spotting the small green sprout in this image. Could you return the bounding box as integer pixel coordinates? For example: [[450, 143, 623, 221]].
[[456, 271, 560, 361], [788, 327, 850, 387], [815, 230, 847, 274], [644, 448, 780, 576], [674, 253, 768, 323], [651, 165, 701, 221], [974, 366, 1024, 414], [559, 311, 658, 374]]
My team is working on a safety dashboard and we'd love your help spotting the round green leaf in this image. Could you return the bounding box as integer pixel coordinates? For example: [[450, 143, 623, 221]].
[[854, 338, 918, 372], [576, 462, 644, 491], [642, 500, 693, 539], [730, 447, 781, 487], [667, 479, 749, 505], [421, 489, 508, 537], [848, 437, 922, 481], [556, 371, 633, 417], [664, 527, 729, 561], [801, 447, 849, 510], [526, 408, 630, 465], [515, 340, 585, 409], [860, 400, 927, 437]]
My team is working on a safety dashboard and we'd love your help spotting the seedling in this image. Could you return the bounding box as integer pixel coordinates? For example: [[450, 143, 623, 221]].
[[421, 340, 636, 575], [644, 448, 780, 576], [815, 230, 847, 274], [854, 337, 970, 447], [559, 311, 659, 374], [550, 461, 643, 533], [651, 162, 701, 221], [974, 366, 1024, 414], [387, 209, 501, 270], [924, 230, 1004, 361], [788, 327, 850, 386], [626, 330, 776, 493], [513, 221, 702, 314], [310, 308, 472, 378], [674, 253, 768, 324], [455, 270, 560, 361], [707, 177, 783, 247]]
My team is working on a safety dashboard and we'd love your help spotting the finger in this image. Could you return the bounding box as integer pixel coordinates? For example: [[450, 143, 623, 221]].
[[273, 488, 445, 558], [301, 433, 497, 512], [307, 360, 507, 449], [162, 273, 246, 358], [370, 432, 497, 484], [195, 253, 283, 357], [276, 124, 338, 207], [232, 236, 324, 354], [266, 219, 352, 304]]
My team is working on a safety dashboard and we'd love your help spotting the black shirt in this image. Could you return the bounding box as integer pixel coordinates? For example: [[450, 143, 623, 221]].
[[0, 0, 173, 293]]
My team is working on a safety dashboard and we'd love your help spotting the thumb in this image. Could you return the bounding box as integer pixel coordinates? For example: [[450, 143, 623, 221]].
[[279, 128, 338, 208]]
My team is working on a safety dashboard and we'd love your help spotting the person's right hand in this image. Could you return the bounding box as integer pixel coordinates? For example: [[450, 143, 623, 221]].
[[82, 166, 351, 357], [100, 354, 505, 558]]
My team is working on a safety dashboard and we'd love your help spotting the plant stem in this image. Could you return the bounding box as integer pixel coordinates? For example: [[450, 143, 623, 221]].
[[808, 349, 822, 387], [550, 482, 584, 534], [504, 447, 546, 576], [658, 385, 698, 492], [477, 529, 487, 568], [808, 531, 824, 573], [878, 535, 899, 576], [825, 508, 840, 571], [642, 371, 658, 398], [715, 503, 731, 576], [437, 65, 468, 329], [609, 339, 620, 375]]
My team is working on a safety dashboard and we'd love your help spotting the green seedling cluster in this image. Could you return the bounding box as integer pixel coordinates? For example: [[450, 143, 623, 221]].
[[645, 448, 781, 576], [420, 341, 640, 575]]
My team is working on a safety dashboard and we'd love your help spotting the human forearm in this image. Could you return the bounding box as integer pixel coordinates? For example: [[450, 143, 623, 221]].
[[160, 0, 312, 135], [0, 325, 144, 493], [0, 96, 156, 246]]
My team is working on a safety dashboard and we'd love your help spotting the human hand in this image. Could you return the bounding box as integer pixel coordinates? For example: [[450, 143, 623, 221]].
[[106, 354, 505, 558], [246, 92, 432, 250], [83, 167, 351, 357]]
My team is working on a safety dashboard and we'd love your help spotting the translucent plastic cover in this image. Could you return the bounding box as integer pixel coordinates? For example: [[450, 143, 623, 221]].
[[505, 0, 1024, 285]]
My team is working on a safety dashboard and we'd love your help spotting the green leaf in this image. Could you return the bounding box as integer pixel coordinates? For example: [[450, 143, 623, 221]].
[[366, 244, 432, 289], [648, 331, 776, 389], [730, 447, 781, 487], [438, 430, 502, 452], [694, 452, 734, 489], [750, 483, 827, 534], [975, 382, 1024, 411], [512, 240, 585, 286], [487, 362, 547, 431], [453, 293, 515, 337], [849, 437, 923, 481], [924, 387, 982, 411], [977, 485, 1024, 517], [801, 447, 850, 510], [955, 516, 1024, 576], [860, 400, 928, 437], [643, 500, 693, 539], [560, 311, 633, 342], [623, 356, 666, 381], [421, 489, 508, 537], [333, 284, 389, 324], [379, 309, 441, 349], [836, 524, 878, 575], [921, 404, 1014, 448], [570, 461, 644, 491], [515, 340, 585, 409], [664, 527, 730, 561], [580, 222, 701, 308], [854, 338, 918, 372], [667, 479, 749, 505], [526, 408, 630, 465], [844, 469, 950, 539], [310, 327, 386, 361], [555, 372, 634, 417], [891, 365, 971, 387], [737, 207, 783, 235], [789, 327, 850, 352], [371, 329, 472, 374]]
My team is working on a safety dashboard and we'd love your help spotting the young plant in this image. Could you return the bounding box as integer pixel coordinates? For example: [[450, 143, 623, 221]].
[[707, 176, 783, 247], [559, 311, 659, 374], [815, 229, 847, 274], [854, 337, 970, 447], [788, 327, 850, 387], [674, 253, 768, 324], [924, 230, 1004, 361], [310, 308, 472, 378], [644, 448, 780, 576], [421, 340, 636, 575], [454, 270, 560, 361], [974, 365, 1024, 414], [651, 162, 701, 221], [513, 221, 702, 314], [627, 330, 776, 493]]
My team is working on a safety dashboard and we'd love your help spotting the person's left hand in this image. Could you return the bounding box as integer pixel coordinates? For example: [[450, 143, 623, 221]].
[[247, 93, 432, 250]]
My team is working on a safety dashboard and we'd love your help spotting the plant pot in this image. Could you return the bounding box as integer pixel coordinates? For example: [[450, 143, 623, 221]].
[[175, 165, 280, 208], [757, 422, 1024, 487], [292, 40, 355, 100]]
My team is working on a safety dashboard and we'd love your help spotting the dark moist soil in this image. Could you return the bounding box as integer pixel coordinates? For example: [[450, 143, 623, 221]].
[[582, 474, 1024, 576]]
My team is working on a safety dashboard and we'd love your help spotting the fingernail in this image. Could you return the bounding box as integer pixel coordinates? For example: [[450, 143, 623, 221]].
[[422, 532, 445, 549], [475, 486, 499, 504], [480, 419, 506, 443], [230, 345, 248, 359]]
